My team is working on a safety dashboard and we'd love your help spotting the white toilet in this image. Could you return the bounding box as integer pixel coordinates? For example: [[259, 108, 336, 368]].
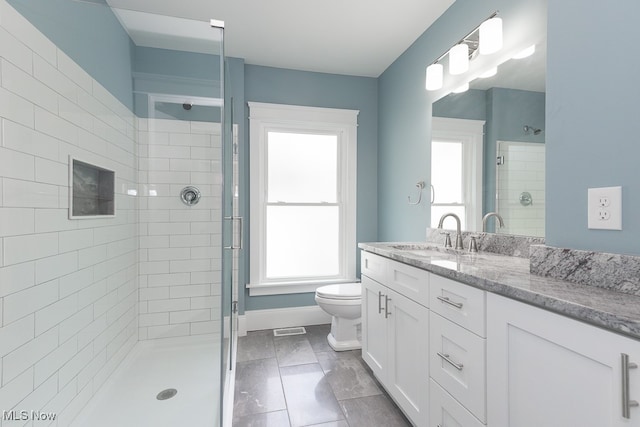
[[314, 283, 362, 351]]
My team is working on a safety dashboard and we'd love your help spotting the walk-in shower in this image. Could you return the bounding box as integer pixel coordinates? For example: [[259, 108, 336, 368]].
[[0, 1, 238, 426]]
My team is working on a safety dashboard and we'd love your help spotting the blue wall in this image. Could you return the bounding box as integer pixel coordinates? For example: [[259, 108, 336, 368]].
[[7, 0, 134, 110], [546, 0, 640, 255], [243, 64, 379, 311], [377, 0, 547, 241]]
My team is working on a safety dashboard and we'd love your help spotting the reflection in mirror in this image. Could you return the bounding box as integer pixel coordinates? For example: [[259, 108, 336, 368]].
[[432, 32, 546, 237]]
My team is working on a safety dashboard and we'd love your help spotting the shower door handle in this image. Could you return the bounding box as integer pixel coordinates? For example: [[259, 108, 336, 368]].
[[224, 216, 243, 250]]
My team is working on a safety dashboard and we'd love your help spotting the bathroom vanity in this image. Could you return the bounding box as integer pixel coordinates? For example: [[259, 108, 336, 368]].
[[359, 241, 640, 427]]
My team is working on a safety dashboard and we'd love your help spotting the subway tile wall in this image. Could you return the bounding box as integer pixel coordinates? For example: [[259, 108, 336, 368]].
[[0, 1, 138, 425], [496, 141, 545, 237], [137, 118, 221, 340]]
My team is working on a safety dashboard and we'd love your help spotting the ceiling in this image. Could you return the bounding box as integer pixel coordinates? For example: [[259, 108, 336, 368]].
[[105, 0, 455, 77]]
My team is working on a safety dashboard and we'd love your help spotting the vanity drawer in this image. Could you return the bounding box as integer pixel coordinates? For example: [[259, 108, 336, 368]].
[[430, 311, 486, 422], [361, 251, 387, 283], [430, 273, 486, 337], [386, 258, 430, 308], [430, 379, 485, 427]]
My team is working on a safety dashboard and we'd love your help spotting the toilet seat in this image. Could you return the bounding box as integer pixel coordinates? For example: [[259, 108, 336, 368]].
[[316, 283, 361, 300]]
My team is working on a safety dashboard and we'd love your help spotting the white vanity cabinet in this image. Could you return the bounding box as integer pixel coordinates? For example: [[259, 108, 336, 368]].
[[361, 252, 429, 426], [487, 293, 640, 427]]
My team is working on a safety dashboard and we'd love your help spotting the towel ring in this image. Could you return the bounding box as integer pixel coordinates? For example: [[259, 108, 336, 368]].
[[408, 181, 426, 205]]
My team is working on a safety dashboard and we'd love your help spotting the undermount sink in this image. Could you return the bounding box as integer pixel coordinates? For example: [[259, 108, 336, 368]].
[[387, 243, 466, 257]]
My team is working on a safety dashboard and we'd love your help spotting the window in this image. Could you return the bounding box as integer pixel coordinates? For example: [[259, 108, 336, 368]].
[[248, 102, 358, 296], [431, 117, 484, 231]]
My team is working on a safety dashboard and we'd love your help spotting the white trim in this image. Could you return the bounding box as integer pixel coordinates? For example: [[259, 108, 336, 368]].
[[245, 306, 332, 332], [247, 279, 357, 296], [431, 117, 485, 232], [248, 102, 359, 295], [238, 315, 248, 337]]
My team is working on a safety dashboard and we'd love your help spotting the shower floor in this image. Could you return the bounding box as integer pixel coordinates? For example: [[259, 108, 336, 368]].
[[71, 334, 220, 427]]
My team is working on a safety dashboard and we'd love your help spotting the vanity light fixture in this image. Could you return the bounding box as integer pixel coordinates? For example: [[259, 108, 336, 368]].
[[513, 44, 536, 59], [425, 11, 501, 91], [449, 43, 469, 75], [479, 17, 503, 55], [425, 63, 444, 90]]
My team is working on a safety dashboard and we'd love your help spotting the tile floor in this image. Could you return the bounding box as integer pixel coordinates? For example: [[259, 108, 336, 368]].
[[232, 324, 412, 427]]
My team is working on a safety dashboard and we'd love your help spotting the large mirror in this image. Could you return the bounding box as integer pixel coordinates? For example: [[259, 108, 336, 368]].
[[431, 16, 546, 238]]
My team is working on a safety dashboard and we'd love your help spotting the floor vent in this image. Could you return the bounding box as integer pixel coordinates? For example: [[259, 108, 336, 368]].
[[273, 327, 307, 337], [156, 388, 178, 400]]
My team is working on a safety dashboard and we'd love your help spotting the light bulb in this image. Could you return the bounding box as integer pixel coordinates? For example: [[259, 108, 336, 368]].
[[449, 44, 469, 75], [479, 17, 502, 55], [425, 63, 443, 91]]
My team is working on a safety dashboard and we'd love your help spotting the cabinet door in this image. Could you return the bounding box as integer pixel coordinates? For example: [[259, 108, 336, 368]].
[[387, 288, 430, 426], [488, 293, 640, 427], [361, 276, 388, 380]]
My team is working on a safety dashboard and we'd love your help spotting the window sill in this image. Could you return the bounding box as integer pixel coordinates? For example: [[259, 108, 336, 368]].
[[246, 279, 358, 296]]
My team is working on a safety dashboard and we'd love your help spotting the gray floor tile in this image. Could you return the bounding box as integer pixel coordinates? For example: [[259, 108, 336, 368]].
[[233, 358, 287, 417], [305, 324, 333, 353], [316, 351, 382, 401], [305, 421, 349, 427], [237, 330, 276, 362], [339, 394, 412, 427], [233, 410, 291, 427], [280, 363, 345, 427], [274, 334, 318, 367]]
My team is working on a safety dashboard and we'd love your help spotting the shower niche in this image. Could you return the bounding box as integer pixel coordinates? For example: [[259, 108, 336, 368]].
[[69, 157, 115, 218]]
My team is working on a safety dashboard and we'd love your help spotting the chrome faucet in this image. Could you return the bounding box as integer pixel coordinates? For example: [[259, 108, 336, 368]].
[[437, 213, 464, 250], [482, 212, 505, 232]]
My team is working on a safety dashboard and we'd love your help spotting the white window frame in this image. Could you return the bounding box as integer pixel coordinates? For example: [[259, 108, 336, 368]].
[[431, 117, 485, 232], [247, 102, 358, 296]]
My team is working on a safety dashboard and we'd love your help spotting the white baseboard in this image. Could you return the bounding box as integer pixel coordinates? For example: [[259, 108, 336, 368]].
[[244, 305, 332, 332]]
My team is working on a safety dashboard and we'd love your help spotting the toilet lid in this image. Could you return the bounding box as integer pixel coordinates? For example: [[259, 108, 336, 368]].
[[316, 283, 361, 300]]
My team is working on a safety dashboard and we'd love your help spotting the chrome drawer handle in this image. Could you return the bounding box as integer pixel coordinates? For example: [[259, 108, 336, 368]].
[[622, 353, 639, 418], [437, 295, 463, 309], [378, 291, 384, 314], [437, 352, 463, 371], [384, 295, 391, 318]]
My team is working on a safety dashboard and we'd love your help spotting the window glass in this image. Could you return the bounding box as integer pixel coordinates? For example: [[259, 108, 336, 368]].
[[431, 140, 463, 204], [266, 206, 340, 278], [267, 132, 338, 203]]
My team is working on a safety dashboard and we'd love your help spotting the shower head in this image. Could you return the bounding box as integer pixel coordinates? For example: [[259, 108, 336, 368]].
[[523, 125, 542, 135]]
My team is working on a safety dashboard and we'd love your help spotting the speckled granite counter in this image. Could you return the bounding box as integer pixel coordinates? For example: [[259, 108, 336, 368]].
[[359, 242, 640, 340]]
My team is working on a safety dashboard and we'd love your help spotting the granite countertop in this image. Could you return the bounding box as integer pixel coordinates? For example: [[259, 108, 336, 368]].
[[359, 242, 640, 340]]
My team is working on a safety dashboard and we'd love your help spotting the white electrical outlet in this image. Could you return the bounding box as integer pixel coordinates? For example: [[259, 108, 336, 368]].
[[588, 186, 622, 230]]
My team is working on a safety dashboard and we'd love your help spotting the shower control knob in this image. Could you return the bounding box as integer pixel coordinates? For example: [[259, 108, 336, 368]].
[[180, 186, 201, 206]]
